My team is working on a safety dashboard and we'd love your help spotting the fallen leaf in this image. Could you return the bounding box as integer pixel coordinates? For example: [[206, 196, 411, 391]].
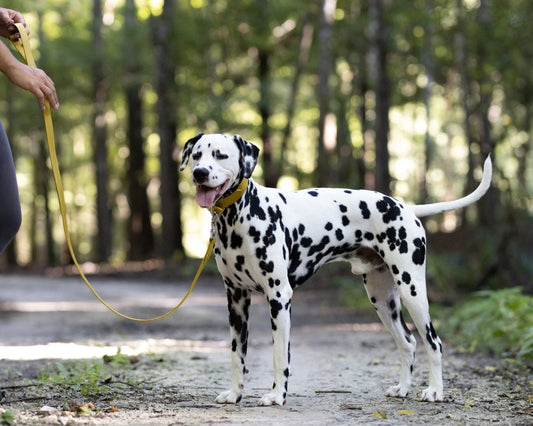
[[465, 401, 474, 408], [484, 366, 496, 371], [111, 403, 119, 413], [78, 403, 95, 415], [372, 412, 387, 419], [398, 409, 415, 415]]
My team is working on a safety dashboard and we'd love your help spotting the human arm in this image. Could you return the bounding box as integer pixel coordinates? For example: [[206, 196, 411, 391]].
[[0, 8, 59, 111], [0, 40, 59, 111]]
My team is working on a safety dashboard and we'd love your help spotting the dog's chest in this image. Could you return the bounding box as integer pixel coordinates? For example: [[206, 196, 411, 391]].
[[213, 196, 286, 288]]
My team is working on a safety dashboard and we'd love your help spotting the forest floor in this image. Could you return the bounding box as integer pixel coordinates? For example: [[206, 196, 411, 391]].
[[0, 270, 532, 425]]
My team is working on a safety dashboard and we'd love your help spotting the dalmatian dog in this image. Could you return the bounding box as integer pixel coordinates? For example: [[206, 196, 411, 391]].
[[180, 133, 492, 406]]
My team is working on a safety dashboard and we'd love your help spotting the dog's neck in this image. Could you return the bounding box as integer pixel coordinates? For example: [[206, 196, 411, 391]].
[[211, 178, 249, 214]]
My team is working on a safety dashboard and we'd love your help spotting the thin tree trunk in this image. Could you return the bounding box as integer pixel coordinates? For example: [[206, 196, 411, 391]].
[[475, 0, 497, 228], [355, 71, 368, 189], [37, 12, 55, 266], [455, 0, 475, 226], [369, 0, 391, 194], [275, 14, 314, 187], [38, 135, 55, 265], [124, 0, 154, 260], [92, 0, 112, 262], [153, 0, 183, 259], [258, 47, 275, 188], [316, 0, 337, 187], [421, 0, 434, 204], [516, 91, 531, 202]]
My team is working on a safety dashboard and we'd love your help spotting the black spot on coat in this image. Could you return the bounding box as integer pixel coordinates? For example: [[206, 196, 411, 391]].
[[412, 238, 426, 265], [376, 196, 402, 223], [359, 201, 371, 219]]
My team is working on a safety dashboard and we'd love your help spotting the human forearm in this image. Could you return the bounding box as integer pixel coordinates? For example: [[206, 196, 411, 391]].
[[0, 40, 22, 77], [0, 40, 59, 111]]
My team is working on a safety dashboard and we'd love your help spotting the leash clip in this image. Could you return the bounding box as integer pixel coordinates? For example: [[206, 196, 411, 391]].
[[209, 207, 218, 239]]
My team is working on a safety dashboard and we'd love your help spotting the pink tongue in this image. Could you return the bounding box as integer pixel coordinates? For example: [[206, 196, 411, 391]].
[[196, 185, 219, 208]]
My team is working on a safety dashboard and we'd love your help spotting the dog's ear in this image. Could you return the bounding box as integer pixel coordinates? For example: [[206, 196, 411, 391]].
[[180, 132, 204, 171], [233, 135, 260, 178]]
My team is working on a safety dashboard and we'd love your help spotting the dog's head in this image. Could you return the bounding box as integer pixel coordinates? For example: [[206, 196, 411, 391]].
[[180, 133, 260, 208]]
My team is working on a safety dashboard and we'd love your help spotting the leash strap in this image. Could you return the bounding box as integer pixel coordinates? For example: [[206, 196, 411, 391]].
[[10, 23, 211, 322]]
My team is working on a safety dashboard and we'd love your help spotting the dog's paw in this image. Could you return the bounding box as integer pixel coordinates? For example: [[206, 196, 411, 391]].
[[385, 384, 409, 398], [420, 387, 443, 402], [257, 391, 286, 406], [215, 389, 242, 404]]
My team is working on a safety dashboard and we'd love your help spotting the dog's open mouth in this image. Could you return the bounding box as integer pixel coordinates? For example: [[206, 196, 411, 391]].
[[195, 180, 230, 208]]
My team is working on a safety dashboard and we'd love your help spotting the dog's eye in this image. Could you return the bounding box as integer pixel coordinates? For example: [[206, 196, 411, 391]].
[[192, 152, 202, 161], [215, 151, 229, 160]]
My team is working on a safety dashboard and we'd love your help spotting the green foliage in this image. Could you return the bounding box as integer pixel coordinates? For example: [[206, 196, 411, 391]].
[[0, 410, 15, 426], [102, 348, 137, 367], [38, 360, 110, 396], [442, 287, 533, 360], [37, 349, 143, 397], [328, 263, 375, 315], [427, 252, 477, 293]]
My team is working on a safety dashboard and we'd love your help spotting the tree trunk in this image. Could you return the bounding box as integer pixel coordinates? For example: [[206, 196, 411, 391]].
[[369, 0, 391, 194], [275, 14, 314, 187], [124, 0, 154, 260], [455, 0, 476, 226], [421, 0, 435, 204], [258, 47, 275, 188], [516, 86, 532, 202], [316, 0, 337, 187], [37, 12, 56, 266], [153, 0, 184, 259], [36, 135, 55, 265], [475, 0, 497, 228], [92, 0, 112, 262]]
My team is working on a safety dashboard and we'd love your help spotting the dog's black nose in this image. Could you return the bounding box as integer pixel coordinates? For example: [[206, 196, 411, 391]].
[[193, 167, 210, 184]]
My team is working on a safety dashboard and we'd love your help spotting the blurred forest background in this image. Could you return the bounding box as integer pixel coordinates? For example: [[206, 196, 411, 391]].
[[0, 0, 531, 303]]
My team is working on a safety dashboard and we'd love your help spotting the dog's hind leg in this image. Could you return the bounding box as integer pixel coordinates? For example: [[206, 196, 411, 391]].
[[363, 268, 417, 399], [396, 274, 443, 402], [215, 283, 251, 404]]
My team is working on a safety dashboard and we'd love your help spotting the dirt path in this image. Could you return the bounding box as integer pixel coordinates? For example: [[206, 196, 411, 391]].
[[1, 273, 532, 425]]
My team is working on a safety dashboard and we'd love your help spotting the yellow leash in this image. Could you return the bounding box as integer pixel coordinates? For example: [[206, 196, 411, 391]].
[[9, 23, 247, 322]]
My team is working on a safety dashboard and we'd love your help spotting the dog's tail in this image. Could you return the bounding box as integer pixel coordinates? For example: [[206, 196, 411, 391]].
[[411, 156, 492, 218]]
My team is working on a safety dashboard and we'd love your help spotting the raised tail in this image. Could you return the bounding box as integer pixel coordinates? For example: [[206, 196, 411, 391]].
[[411, 156, 492, 218]]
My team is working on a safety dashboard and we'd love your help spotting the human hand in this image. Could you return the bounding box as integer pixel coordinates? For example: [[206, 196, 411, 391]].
[[7, 61, 59, 111], [0, 8, 29, 40]]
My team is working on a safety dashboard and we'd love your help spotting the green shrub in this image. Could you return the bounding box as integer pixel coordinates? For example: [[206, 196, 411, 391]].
[[442, 287, 533, 360]]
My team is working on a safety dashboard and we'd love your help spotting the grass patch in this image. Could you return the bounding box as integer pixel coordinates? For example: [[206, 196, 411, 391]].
[[36, 349, 163, 399]]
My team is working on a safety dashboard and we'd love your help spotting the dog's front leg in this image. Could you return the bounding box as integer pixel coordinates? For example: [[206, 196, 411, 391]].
[[258, 286, 293, 406], [215, 285, 251, 404]]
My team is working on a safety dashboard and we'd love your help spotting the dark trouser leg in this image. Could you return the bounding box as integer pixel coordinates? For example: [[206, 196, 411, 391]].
[[0, 119, 22, 254]]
